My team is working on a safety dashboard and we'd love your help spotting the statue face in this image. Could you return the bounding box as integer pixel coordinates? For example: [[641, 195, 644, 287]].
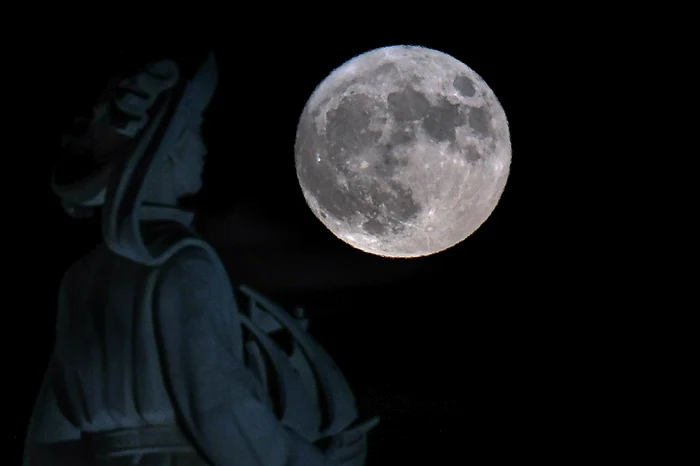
[[171, 126, 207, 198]]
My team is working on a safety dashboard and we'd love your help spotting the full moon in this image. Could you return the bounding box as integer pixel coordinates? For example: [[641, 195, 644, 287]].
[[294, 45, 511, 258]]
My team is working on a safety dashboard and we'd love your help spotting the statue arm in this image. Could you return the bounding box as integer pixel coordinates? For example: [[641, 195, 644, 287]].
[[154, 248, 329, 466], [23, 274, 89, 465], [23, 356, 91, 465]]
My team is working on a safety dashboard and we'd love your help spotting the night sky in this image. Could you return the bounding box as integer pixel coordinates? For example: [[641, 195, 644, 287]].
[[16, 31, 583, 464]]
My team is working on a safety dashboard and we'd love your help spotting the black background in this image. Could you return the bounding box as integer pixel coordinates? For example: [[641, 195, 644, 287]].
[[14, 27, 599, 464]]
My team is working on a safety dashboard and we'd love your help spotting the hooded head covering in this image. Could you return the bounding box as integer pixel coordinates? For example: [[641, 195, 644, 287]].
[[52, 77, 126, 218]]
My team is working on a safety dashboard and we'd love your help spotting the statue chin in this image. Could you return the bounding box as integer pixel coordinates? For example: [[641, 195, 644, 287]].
[[177, 187, 204, 212]]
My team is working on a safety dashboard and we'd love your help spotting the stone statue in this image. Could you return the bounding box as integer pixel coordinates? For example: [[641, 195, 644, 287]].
[[24, 52, 378, 466]]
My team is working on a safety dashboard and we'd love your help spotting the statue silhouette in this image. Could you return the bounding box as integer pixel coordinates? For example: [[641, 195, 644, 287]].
[[24, 52, 377, 465]]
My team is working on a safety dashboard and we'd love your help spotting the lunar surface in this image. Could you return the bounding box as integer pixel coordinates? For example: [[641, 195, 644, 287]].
[[295, 45, 511, 258]]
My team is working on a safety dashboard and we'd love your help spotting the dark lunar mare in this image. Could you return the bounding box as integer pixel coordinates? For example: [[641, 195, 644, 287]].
[[297, 93, 422, 237], [453, 74, 476, 97], [387, 88, 431, 122], [310, 62, 401, 123], [423, 97, 465, 143], [468, 106, 491, 138]]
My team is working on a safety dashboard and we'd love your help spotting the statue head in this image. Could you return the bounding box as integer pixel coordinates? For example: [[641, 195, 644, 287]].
[[53, 57, 213, 218], [138, 123, 208, 206], [53, 53, 218, 265]]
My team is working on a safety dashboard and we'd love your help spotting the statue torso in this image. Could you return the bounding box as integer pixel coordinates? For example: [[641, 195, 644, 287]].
[[51, 233, 360, 444], [52, 243, 180, 433]]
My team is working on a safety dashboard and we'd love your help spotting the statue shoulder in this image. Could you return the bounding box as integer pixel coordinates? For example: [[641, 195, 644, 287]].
[[154, 242, 230, 293], [61, 242, 112, 287]]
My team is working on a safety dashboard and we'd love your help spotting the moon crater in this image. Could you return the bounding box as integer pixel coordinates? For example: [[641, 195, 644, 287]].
[[295, 46, 511, 258]]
